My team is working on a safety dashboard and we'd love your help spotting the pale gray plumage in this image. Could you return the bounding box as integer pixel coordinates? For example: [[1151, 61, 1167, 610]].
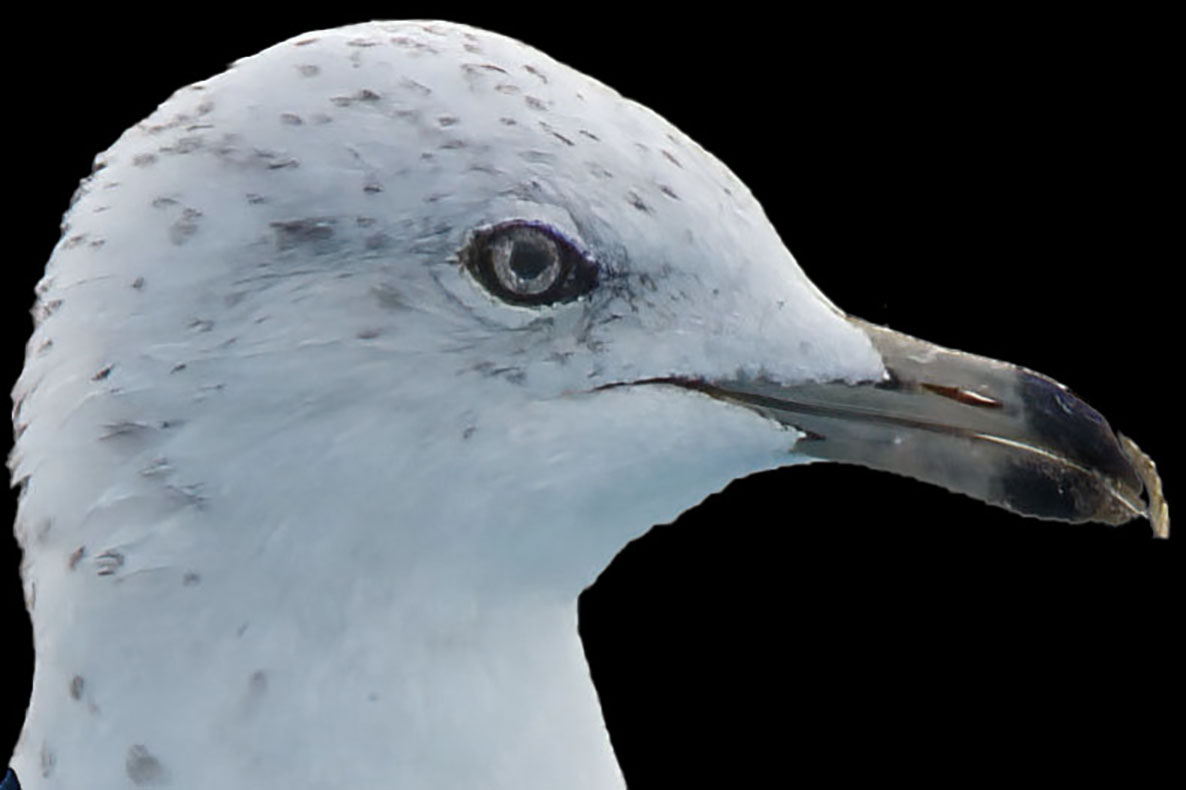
[[8, 19, 1162, 790]]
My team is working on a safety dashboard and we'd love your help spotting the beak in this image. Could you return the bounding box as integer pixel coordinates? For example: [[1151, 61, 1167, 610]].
[[672, 318, 1169, 538]]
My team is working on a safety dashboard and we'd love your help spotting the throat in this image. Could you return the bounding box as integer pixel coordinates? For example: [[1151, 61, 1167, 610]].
[[17, 572, 626, 789]]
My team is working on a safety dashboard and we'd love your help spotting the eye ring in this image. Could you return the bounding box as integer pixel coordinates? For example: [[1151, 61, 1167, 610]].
[[489, 225, 562, 297], [462, 220, 598, 306]]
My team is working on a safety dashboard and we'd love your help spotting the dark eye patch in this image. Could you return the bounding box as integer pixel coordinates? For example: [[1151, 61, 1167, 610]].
[[461, 220, 598, 306]]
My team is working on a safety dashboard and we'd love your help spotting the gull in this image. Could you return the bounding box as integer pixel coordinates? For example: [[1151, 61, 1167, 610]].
[[6, 20, 1167, 790]]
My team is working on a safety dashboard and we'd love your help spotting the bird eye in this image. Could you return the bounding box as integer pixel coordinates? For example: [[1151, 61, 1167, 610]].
[[462, 221, 597, 305]]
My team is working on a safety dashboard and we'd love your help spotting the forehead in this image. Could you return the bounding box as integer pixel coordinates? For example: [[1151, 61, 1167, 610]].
[[112, 20, 759, 257], [236, 21, 730, 183]]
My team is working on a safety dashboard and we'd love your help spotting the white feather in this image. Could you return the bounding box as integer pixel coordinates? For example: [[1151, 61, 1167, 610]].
[[11, 20, 885, 789]]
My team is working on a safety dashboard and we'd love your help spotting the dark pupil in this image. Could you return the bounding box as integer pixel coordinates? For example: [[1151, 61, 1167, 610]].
[[509, 241, 552, 280]]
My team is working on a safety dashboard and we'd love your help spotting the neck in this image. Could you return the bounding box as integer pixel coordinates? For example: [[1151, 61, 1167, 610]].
[[19, 564, 625, 789], [13, 324, 795, 788]]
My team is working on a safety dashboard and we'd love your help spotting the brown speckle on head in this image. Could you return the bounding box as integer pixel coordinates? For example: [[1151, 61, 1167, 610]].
[[132, 153, 157, 167], [280, 112, 304, 126], [660, 185, 680, 200], [169, 208, 202, 246], [460, 63, 506, 83], [467, 163, 502, 177], [519, 150, 555, 165], [391, 36, 439, 54], [126, 744, 167, 786], [587, 162, 613, 180], [95, 550, 124, 576], [248, 670, 268, 696], [627, 191, 651, 213], [523, 64, 549, 83], [365, 232, 392, 250], [35, 298, 63, 324], [372, 283, 410, 311], [68, 545, 85, 570], [92, 364, 113, 381], [161, 136, 203, 155], [539, 122, 574, 146], [524, 96, 548, 111], [132, 276, 145, 289], [140, 457, 172, 477], [40, 742, 55, 778], [271, 218, 336, 252], [69, 675, 85, 700], [297, 64, 320, 77], [400, 79, 432, 97], [662, 149, 682, 168], [101, 421, 152, 440], [182, 571, 201, 586]]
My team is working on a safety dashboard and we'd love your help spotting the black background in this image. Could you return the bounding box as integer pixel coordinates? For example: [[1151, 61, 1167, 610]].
[[2, 7, 1176, 786]]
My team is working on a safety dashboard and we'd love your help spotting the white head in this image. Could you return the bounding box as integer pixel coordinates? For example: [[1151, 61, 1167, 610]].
[[8, 19, 1159, 790]]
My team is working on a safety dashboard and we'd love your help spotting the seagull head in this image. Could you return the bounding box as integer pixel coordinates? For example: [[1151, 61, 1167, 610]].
[[8, 19, 1164, 790]]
